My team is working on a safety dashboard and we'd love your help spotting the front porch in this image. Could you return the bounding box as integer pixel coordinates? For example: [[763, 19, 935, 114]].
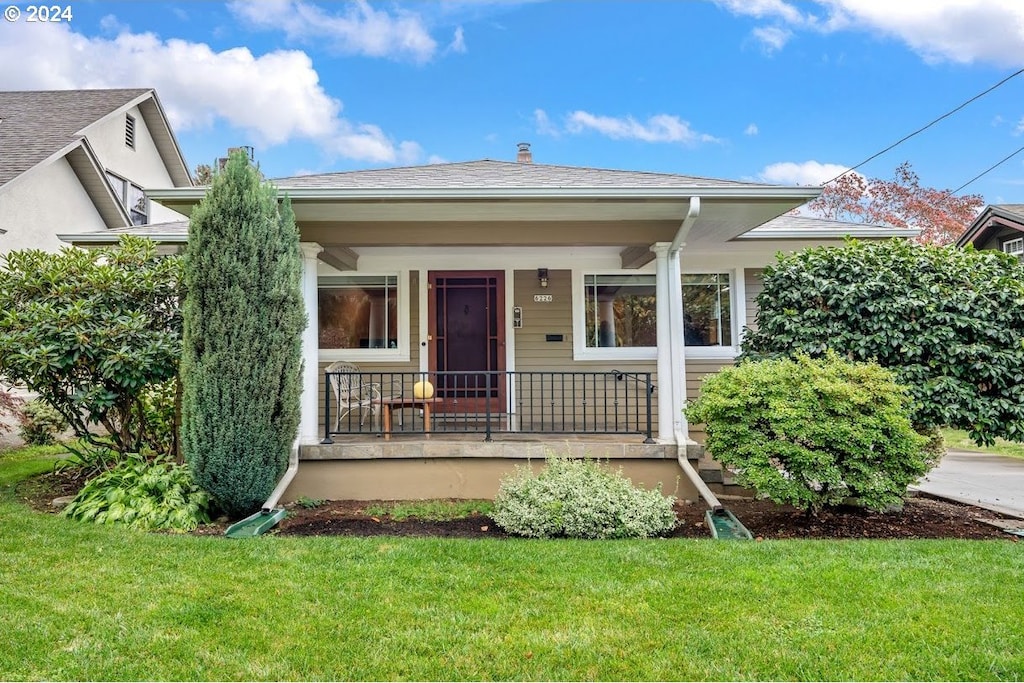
[[293, 433, 701, 502]]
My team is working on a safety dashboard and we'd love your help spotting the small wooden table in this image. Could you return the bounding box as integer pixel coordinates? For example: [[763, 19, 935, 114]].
[[373, 397, 440, 440]]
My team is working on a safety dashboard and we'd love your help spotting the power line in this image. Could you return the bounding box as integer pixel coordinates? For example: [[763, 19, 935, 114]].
[[826, 67, 1024, 184], [953, 143, 1024, 194]]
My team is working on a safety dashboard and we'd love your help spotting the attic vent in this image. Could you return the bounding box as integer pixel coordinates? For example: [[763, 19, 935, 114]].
[[125, 114, 136, 149]]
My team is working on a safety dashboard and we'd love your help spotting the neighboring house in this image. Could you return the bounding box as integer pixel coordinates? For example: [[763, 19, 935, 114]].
[[65, 145, 912, 501], [954, 204, 1024, 257], [0, 88, 192, 254]]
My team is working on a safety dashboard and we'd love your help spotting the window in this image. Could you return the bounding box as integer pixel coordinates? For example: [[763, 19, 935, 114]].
[[319, 275, 399, 351], [1003, 238, 1023, 258], [583, 274, 657, 348], [125, 114, 136, 149], [682, 273, 732, 347], [106, 171, 148, 225]]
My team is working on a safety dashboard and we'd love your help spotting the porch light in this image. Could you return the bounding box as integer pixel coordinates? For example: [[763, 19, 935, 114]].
[[537, 268, 549, 288]]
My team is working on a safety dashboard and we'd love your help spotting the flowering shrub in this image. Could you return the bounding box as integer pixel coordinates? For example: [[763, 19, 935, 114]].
[[493, 456, 676, 539]]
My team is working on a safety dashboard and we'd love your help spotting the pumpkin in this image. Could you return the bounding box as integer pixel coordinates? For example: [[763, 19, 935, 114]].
[[413, 380, 435, 399]]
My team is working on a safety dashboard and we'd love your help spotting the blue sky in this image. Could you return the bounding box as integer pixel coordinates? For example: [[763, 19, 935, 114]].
[[2, 0, 1023, 205]]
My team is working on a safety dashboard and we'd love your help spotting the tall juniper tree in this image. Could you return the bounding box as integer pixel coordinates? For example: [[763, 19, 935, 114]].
[[182, 151, 305, 518]]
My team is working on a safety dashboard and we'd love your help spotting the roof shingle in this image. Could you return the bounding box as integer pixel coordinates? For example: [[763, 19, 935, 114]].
[[0, 88, 151, 187], [271, 159, 777, 190]]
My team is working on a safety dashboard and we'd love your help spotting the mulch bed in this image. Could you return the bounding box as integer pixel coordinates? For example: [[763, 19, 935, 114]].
[[270, 496, 1022, 540], [16, 469, 1023, 540]]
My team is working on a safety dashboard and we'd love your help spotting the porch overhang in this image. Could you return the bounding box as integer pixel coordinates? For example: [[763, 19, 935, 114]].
[[147, 185, 819, 251]]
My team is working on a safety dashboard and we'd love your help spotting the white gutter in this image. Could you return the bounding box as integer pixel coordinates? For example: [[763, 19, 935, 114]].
[[676, 432, 723, 512], [664, 197, 722, 511], [261, 443, 299, 513], [148, 186, 821, 203]]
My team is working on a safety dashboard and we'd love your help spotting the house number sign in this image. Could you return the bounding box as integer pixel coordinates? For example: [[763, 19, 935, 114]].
[[533, 294, 553, 303]]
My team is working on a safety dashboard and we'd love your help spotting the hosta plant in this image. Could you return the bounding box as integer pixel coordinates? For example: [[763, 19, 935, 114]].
[[62, 454, 211, 532]]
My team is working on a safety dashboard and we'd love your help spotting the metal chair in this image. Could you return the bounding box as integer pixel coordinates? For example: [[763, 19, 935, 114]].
[[325, 361, 380, 432]]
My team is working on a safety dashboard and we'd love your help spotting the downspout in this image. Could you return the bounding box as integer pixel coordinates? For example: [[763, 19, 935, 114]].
[[666, 197, 723, 511], [262, 443, 300, 513]]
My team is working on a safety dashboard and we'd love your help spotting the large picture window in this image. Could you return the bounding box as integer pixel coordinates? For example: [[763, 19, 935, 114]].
[[682, 273, 732, 346], [583, 274, 657, 348], [319, 275, 399, 350]]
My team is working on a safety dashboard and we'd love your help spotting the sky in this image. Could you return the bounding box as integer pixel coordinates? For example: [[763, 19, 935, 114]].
[[1, 0, 1024, 205]]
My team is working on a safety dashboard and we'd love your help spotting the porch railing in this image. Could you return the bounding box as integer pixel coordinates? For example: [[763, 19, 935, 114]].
[[322, 370, 654, 443]]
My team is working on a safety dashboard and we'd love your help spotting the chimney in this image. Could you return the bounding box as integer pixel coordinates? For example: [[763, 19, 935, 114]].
[[516, 142, 533, 164], [218, 145, 256, 170]]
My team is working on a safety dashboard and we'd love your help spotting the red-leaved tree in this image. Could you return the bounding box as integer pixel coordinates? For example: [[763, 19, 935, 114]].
[[807, 162, 984, 244]]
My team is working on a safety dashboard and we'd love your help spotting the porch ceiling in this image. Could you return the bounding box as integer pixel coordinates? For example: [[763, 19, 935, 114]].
[[295, 197, 802, 248]]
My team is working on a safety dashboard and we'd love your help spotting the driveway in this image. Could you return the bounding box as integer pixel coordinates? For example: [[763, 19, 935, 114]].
[[913, 450, 1024, 519]]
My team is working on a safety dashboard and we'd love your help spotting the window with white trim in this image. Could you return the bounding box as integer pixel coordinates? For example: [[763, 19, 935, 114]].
[[106, 171, 148, 225], [583, 274, 657, 348], [1002, 237, 1023, 259], [318, 274, 404, 356], [682, 273, 732, 347]]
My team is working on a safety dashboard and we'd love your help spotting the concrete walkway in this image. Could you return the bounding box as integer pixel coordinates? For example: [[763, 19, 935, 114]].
[[912, 450, 1024, 519]]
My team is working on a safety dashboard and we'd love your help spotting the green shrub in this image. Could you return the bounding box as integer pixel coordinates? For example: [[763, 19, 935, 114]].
[[686, 353, 932, 514], [742, 238, 1024, 446], [182, 150, 305, 519], [18, 399, 67, 445], [493, 457, 676, 539], [0, 236, 183, 454], [62, 454, 211, 532]]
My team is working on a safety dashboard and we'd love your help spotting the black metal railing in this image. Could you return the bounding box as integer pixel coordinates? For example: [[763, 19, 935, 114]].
[[321, 370, 654, 443]]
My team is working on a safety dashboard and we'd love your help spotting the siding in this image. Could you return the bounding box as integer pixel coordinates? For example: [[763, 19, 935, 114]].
[[512, 269, 657, 434], [684, 358, 733, 443], [744, 268, 764, 333]]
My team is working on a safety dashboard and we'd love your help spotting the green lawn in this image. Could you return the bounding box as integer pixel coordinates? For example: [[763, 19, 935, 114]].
[[942, 427, 1024, 459], [1, 448, 1022, 681]]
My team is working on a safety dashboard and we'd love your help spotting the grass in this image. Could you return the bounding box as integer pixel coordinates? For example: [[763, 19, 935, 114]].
[[364, 498, 494, 521], [1, 452, 1022, 681], [942, 427, 1024, 459]]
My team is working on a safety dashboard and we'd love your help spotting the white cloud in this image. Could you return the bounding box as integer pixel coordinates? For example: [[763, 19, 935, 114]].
[[533, 108, 560, 137], [427, 154, 448, 164], [448, 26, 467, 53], [1015, 117, 1024, 136], [751, 26, 792, 53], [717, 0, 1024, 67], [744, 123, 760, 136], [565, 111, 720, 145], [759, 160, 853, 185], [228, 0, 438, 63], [0, 22, 424, 164]]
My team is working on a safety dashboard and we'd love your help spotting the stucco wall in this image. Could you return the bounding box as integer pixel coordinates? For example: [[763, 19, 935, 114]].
[[0, 158, 107, 253], [85, 105, 186, 225]]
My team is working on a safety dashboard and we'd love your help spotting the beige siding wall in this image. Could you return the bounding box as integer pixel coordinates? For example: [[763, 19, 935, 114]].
[[744, 268, 764, 334], [512, 269, 658, 435], [684, 358, 733, 443]]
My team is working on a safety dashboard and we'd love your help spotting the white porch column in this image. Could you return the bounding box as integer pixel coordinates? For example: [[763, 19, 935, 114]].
[[667, 249, 689, 440], [651, 243, 674, 442], [299, 242, 323, 443]]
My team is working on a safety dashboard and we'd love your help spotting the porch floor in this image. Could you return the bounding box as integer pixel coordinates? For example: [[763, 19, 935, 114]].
[[304, 433, 684, 461]]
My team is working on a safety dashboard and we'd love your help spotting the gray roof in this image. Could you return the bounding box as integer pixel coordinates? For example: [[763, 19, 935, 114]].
[[740, 214, 916, 239], [0, 88, 151, 188], [57, 220, 189, 244], [271, 159, 776, 190], [989, 204, 1024, 222], [955, 203, 1024, 247]]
